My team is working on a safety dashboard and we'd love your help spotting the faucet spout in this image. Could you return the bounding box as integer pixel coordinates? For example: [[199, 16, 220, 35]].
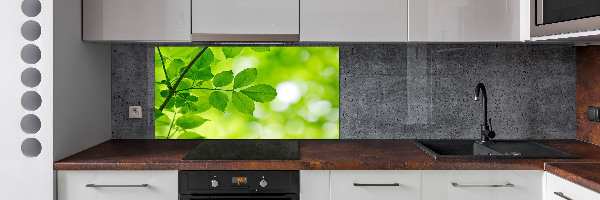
[[474, 83, 495, 142]]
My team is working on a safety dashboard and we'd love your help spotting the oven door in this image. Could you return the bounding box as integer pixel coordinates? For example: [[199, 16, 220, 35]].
[[180, 194, 299, 200]]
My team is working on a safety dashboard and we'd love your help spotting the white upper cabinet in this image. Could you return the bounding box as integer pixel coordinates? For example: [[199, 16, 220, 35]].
[[191, 0, 300, 41], [300, 0, 408, 42], [83, 0, 191, 41], [409, 0, 530, 42]]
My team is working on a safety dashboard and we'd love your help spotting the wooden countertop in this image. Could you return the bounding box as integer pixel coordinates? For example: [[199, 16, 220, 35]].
[[54, 139, 600, 195], [545, 162, 600, 194], [54, 139, 600, 171]]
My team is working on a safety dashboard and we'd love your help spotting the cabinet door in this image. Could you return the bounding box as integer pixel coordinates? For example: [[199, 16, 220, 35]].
[[57, 170, 178, 200], [422, 170, 542, 200], [83, 0, 191, 41], [409, 0, 529, 42], [300, 171, 330, 200], [191, 0, 299, 39], [300, 0, 408, 42], [330, 170, 420, 200], [546, 172, 600, 200]]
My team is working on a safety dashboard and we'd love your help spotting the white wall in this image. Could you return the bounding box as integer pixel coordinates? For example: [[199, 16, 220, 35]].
[[0, 0, 54, 199], [53, 0, 112, 162], [0, 0, 111, 199]]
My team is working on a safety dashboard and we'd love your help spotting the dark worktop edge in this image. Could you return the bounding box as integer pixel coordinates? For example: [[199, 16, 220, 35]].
[[545, 162, 600, 194]]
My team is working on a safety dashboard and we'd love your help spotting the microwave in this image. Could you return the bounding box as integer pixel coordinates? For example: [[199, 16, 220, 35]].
[[531, 0, 600, 38]]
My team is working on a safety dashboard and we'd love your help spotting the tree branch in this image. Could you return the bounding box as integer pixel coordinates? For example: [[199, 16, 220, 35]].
[[159, 47, 209, 111], [157, 47, 172, 90], [166, 109, 178, 139], [176, 87, 233, 93]]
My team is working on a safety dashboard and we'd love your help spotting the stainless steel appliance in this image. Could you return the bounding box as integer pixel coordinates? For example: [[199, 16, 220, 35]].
[[532, 0, 600, 37], [179, 171, 299, 200]]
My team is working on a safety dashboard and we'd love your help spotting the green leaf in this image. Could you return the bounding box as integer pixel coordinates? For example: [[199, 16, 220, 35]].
[[155, 136, 168, 139], [176, 80, 191, 91], [222, 47, 244, 59], [194, 48, 214, 69], [155, 114, 171, 126], [186, 95, 199, 102], [175, 114, 209, 129], [209, 91, 228, 112], [212, 71, 234, 87], [233, 68, 257, 89], [167, 59, 185, 77], [186, 65, 213, 81], [160, 90, 170, 98], [232, 91, 255, 115], [240, 84, 278, 103], [155, 108, 164, 119], [192, 101, 212, 113], [180, 101, 210, 114], [176, 131, 206, 139], [165, 97, 176, 109], [159, 80, 169, 85], [178, 92, 190, 98], [251, 47, 270, 52], [174, 96, 186, 108], [179, 104, 193, 114]]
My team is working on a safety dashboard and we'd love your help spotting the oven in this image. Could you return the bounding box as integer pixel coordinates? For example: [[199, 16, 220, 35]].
[[531, 0, 600, 37], [179, 171, 299, 200]]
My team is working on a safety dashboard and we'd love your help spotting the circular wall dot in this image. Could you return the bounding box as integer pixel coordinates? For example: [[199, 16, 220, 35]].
[[21, 44, 41, 64], [21, 91, 42, 111], [21, 0, 41, 17], [21, 20, 41, 41], [21, 114, 41, 134], [21, 68, 41, 88], [21, 138, 42, 157]]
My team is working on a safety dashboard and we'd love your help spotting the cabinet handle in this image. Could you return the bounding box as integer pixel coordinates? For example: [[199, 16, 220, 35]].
[[554, 192, 573, 200], [451, 183, 514, 188], [353, 183, 400, 186], [86, 184, 149, 188]]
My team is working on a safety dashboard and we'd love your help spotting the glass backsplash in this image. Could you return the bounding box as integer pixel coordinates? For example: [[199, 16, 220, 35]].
[[154, 47, 339, 139]]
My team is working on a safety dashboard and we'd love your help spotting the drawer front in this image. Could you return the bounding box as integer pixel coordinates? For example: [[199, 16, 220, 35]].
[[330, 170, 421, 200], [57, 170, 178, 200], [546, 172, 600, 200], [422, 170, 542, 200]]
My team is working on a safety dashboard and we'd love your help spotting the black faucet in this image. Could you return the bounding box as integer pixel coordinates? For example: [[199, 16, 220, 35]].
[[474, 83, 495, 143]]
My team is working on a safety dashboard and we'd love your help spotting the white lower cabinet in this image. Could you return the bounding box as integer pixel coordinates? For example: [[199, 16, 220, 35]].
[[421, 170, 543, 200], [57, 170, 178, 200], [545, 172, 600, 200], [330, 170, 421, 200], [300, 170, 330, 200]]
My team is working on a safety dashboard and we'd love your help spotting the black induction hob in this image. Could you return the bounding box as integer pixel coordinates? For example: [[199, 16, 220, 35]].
[[182, 140, 300, 160]]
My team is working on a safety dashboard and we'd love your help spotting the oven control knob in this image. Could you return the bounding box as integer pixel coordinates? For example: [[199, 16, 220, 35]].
[[259, 179, 268, 187], [211, 180, 219, 188]]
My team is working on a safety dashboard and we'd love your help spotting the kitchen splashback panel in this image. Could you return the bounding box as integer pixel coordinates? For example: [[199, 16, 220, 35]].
[[112, 43, 576, 139], [154, 46, 339, 139]]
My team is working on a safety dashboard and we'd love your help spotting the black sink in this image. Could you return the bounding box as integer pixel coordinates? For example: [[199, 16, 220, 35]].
[[412, 140, 579, 159]]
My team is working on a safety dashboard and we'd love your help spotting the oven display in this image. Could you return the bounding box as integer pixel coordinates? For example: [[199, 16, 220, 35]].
[[232, 177, 247, 184]]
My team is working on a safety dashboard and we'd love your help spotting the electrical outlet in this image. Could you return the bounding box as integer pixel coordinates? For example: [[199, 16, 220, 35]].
[[129, 106, 142, 119]]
